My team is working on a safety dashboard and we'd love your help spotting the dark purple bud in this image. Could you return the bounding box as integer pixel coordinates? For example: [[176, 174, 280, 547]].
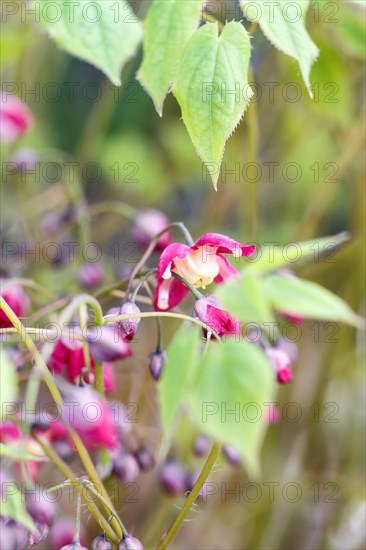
[[28, 522, 49, 547], [25, 489, 56, 526], [134, 447, 155, 472], [91, 534, 112, 550], [159, 459, 186, 496], [222, 445, 242, 467], [113, 452, 140, 483], [78, 263, 105, 290], [193, 434, 211, 458], [148, 349, 166, 381], [119, 302, 141, 339], [265, 348, 293, 385], [117, 535, 144, 550]]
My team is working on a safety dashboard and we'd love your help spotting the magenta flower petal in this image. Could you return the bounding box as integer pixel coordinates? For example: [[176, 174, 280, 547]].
[[154, 277, 190, 311], [214, 254, 239, 284], [193, 233, 256, 256], [156, 242, 192, 279]]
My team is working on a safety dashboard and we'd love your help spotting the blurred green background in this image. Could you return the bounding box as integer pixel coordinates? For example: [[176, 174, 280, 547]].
[[1, 1, 365, 549]]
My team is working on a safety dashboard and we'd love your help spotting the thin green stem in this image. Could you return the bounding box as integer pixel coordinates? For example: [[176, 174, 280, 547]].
[[94, 361, 104, 397], [202, 11, 224, 31], [59, 294, 104, 327], [157, 441, 221, 550], [171, 272, 204, 300], [245, 65, 260, 242], [0, 297, 123, 540], [34, 436, 118, 544], [74, 492, 82, 542], [131, 269, 158, 303]]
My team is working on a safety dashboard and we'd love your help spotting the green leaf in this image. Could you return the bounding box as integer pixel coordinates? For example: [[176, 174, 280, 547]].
[[264, 274, 363, 327], [172, 22, 253, 189], [247, 232, 350, 273], [158, 324, 201, 436], [241, 0, 319, 96], [187, 340, 275, 476], [31, 0, 143, 84], [216, 271, 275, 329], [1, 483, 35, 530], [0, 349, 17, 422], [137, 0, 203, 116]]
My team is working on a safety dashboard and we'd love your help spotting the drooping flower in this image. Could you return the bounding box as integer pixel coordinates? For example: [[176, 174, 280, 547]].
[[132, 208, 171, 251], [154, 233, 255, 311], [78, 262, 106, 290], [48, 338, 91, 383], [193, 295, 239, 337], [87, 324, 132, 362], [265, 347, 293, 384], [0, 283, 30, 328], [60, 383, 117, 450], [0, 93, 34, 142]]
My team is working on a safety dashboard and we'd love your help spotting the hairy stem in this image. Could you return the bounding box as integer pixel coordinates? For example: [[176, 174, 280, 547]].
[[157, 441, 221, 550]]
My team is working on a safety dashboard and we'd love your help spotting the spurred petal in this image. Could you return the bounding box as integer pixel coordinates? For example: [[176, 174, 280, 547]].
[[193, 233, 256, 256], [156, 242, 192, 280], [214, 254, 238, 284], [154, 277, 189, 311]]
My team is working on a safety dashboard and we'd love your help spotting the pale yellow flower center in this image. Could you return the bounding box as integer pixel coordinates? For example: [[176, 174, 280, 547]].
[[163, 246, 220, 289]]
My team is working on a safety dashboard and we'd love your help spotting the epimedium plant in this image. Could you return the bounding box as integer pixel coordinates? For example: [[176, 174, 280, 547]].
[[27, 0, 327, 189], [0, 1, 364, 549], [0, 218, 362, 548]]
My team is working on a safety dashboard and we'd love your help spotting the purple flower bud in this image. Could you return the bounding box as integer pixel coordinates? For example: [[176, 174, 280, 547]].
[[132, 208, 171, 252], [113, 452, 140, 483], [134, 447, 155, 472], [28, 522, 49, 547], [60, 544, 88, 550], [0, 520, 17, 550], [159, 459, 186, 496], [117, 535, 144, 550], [148, 349, 166, 381], [0, 519, 28, 549], [10, 147, 38, 172], [185, 471, 208, 503], [91, 535, 112, 550], [119, 302, 141, 339], [222, 445, 242, 466], [265, 347, 293, 385], [193, 434, 211, 458], [50, 519, 86, 548], [87, 324, 132, 363], [25, 489, 56, 526], [78, 263, 105, 290]]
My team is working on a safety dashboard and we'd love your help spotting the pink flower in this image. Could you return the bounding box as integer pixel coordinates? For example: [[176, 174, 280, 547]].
[[0, 283, 30, 328], [132, 209, 171, 251], [0, 93, 34, 142], [265, 348, 293, 384], [48, 338, 93, 382], [60, 383, 117, 450], [154, 233, 255, 311], [193, 295, 239, 337]]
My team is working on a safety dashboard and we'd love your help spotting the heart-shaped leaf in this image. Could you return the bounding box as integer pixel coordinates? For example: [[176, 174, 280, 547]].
[[187, 339, 275, 476], [172, 21, 253, 189], [31, 0, 143, 84], [137, 0, 203, 115], [241, 0, 319, 96]]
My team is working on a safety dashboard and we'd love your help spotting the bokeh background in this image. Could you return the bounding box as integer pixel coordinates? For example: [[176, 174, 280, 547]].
[[1, 1, 365, 548]]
